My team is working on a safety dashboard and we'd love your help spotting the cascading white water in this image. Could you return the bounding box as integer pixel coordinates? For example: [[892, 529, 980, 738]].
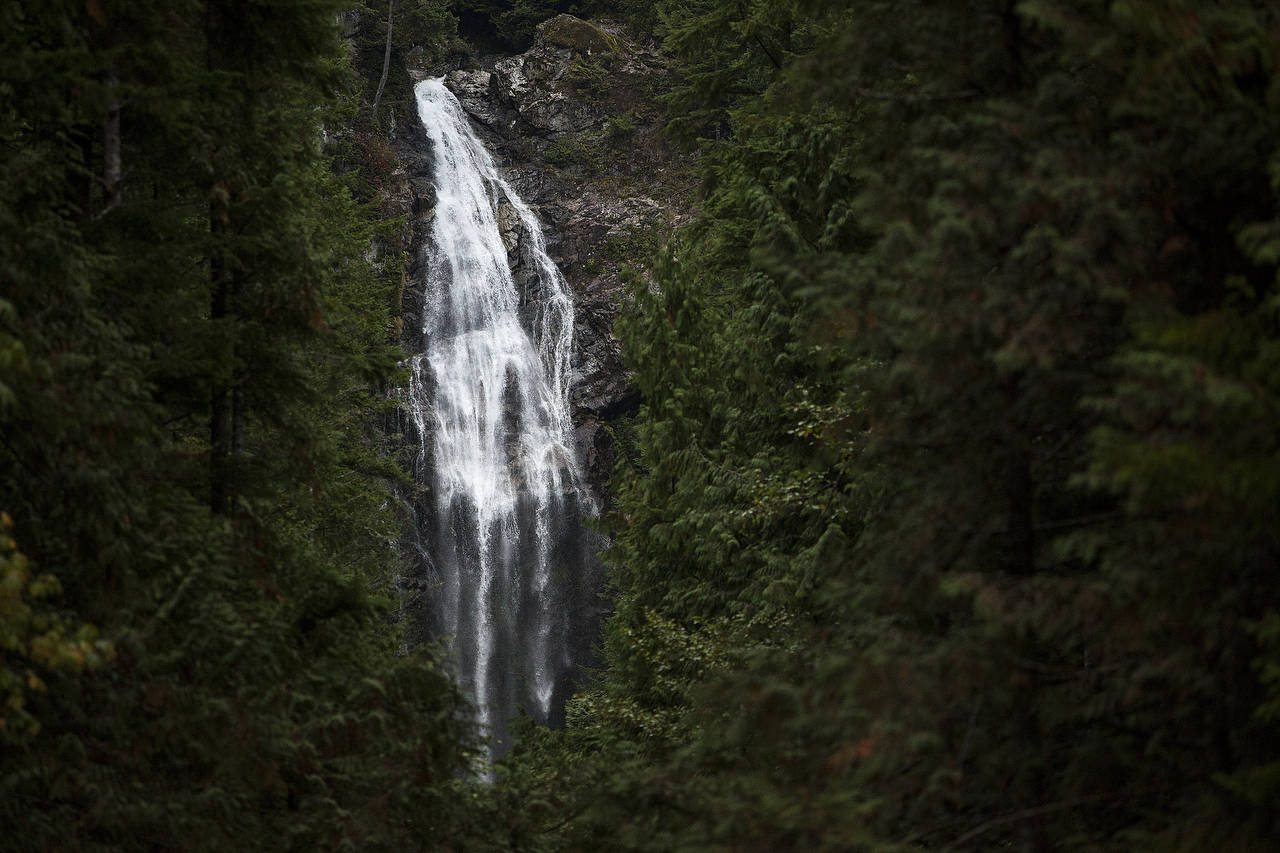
[[406, 78, 593, 759]]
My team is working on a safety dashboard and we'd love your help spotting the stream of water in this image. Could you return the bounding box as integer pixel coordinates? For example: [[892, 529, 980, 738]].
[[406, 78, 593, 759]]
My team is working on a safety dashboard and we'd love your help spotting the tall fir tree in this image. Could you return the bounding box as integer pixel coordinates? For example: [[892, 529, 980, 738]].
[[0, 1, 478, 849], [485, 2, 1280, 851]]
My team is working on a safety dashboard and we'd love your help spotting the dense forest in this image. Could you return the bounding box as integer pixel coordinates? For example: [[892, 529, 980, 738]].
[[3, 1, 1279, 851]]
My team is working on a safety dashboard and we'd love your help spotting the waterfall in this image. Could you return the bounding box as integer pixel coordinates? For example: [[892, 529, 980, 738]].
[[405, 78, 596, 760]]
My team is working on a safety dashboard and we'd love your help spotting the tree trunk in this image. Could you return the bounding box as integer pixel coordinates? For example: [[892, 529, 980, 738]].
[[206, 1, 244, 517], [210, 213, 232, 515], [209, 214, 245, 516], [73, 125, 94, 220], [232, 381, 244, 458], [370, 0, 394, 127], [1007, 445, 1034, 574], [103, 70, 122, 212], [1002, 374, 1035, 575]]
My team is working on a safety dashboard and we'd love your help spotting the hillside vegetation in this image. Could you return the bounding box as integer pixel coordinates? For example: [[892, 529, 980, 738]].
[[479, 2, 1280, 851], [3, 1, 1279, 851]]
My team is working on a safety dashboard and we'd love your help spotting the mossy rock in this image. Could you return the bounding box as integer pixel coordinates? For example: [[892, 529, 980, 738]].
[[536, 15, 619, 56]]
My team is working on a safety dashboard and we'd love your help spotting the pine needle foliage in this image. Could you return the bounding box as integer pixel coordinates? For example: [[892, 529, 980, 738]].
[[481, 1, 1280, 850], [0, 2, 477, 849]]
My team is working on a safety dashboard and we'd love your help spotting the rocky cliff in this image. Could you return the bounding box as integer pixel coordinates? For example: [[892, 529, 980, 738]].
[[385, 15, 692, 503]]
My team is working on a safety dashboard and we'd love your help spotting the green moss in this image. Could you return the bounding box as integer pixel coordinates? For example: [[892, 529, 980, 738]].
[[600, 225, 661, 267], [543, 132, 606, 175], [567, 55, 609, 97], [537, 15, 619, 55], [605, 110, 640, 147]]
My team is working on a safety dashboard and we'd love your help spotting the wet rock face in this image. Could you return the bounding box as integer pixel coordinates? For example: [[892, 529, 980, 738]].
[[381, 16, 690, 741], [387, 102, 441, 357], [490, 54, 599, 137], [403, 15, 692, 503]]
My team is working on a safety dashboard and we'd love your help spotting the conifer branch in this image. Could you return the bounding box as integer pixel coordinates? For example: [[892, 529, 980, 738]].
[[853, 87, 978, 103], [940, 788, 1156, 851]]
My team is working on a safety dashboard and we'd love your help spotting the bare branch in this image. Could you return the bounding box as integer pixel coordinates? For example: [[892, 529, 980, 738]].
[[371, 0, 395, 127]]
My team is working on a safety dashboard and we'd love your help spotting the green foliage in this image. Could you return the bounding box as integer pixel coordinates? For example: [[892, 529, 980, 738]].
[[0, 515, 114, 741], [604, 110, 640, 147], [484, 1, 1280, 850], [567, 54, 610, 97], [356, 0, 461, 133], [7, 0, 1280, 847], [599, 226, 659, 265], [543, 131, 606, 174], [0, 2, 476, 849]]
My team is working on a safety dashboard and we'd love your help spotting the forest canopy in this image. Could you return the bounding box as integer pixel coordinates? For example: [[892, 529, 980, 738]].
[[3, 0, 1280, 851], [483, 1, 1280, 851], [0, 1, 476, 848]]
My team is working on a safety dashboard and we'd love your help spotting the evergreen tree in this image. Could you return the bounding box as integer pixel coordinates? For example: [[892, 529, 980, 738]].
[[488, 1, 1280, 850], [0, 2, 477, 849]]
